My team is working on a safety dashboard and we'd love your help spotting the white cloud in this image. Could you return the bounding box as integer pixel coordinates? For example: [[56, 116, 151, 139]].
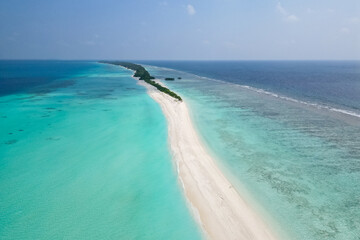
[[203, 40, 210, 45], [341, 27, 350, 34], [187, 4, 196, 15], [276, 2, 288, 16], [348, 17, 360, 24], [306, 8, 314, 14], [277, 2, 299, 22], [287, 15, 299, 22], [224, 41, 238, 49]]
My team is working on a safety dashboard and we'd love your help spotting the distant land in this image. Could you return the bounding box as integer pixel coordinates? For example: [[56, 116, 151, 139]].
[[100, 61, 182, 101]]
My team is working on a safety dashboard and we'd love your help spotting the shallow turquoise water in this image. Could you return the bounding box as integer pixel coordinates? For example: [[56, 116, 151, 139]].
[[0, 62, 202, 239], [147, 65, 360, 240]]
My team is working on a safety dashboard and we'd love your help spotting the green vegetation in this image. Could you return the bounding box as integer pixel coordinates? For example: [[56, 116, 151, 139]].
[[99, 61, 182, 101], [165, 77, 175, 81]]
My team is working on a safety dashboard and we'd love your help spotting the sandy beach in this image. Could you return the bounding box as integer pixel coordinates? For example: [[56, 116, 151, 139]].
[[137, 78, 278, 240]]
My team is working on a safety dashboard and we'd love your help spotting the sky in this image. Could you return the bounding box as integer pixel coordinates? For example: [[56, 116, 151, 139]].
[[0, 0, 359, 60]]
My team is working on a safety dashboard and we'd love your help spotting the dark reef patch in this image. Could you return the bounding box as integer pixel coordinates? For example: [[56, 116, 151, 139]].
[[14, 95, 37, 101], [46, 137, 61, 141], [30, 79, 75, 95], [4, 139, 17, 145]]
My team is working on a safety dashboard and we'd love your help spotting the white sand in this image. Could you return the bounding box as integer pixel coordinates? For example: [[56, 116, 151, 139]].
[[137, 79, 278, 240]]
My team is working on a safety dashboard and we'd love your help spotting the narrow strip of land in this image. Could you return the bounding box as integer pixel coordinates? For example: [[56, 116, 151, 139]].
[[137, 79, 278, 240], [100, 61, 182, 101], [102, 61, 278, 239]]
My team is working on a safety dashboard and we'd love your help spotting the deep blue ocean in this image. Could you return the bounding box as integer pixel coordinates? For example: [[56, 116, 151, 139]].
[[0, 61, 92, 96], [138, 61, 360, 117]]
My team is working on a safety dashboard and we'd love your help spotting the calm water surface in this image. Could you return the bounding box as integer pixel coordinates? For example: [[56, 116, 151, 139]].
[[0, 61, 202, 240], [144, 61, 360, 240]]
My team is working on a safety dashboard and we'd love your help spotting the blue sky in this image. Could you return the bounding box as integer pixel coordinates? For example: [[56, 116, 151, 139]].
[[0, 0, 359, 60]]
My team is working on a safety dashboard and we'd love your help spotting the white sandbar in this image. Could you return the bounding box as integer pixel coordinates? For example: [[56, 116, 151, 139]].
[[137, 79, 278, 240]]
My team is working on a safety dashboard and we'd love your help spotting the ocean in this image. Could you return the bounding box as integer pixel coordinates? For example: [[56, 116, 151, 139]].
[[0, 61, 202, 239], [1, 60, 359, 240], [140, 60, 360, 240]]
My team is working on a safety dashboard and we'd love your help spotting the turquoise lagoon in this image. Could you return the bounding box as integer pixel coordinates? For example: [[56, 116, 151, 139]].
[[146, 63, 360, 240], [0, 62, 202, 239]]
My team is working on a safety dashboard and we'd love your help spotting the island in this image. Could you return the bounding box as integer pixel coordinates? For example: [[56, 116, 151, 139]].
[[99, 61, 182, 101], [100, 60, 277, 240], [165, 77, 175, 81]]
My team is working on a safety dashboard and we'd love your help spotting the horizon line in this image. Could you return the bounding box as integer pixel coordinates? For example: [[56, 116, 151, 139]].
[[1, 58, 360, 61]]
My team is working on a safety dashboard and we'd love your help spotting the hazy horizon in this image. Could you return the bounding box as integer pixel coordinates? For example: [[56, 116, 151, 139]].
[[1, 0, 359, 60], [1, 59, 360, 61]]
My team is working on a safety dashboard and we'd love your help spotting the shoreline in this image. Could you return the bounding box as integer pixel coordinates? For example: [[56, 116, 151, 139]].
[[136, 77, 279, 240]]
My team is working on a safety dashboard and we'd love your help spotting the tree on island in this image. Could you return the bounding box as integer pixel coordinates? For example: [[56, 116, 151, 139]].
[[99, 61, 182, 101]]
